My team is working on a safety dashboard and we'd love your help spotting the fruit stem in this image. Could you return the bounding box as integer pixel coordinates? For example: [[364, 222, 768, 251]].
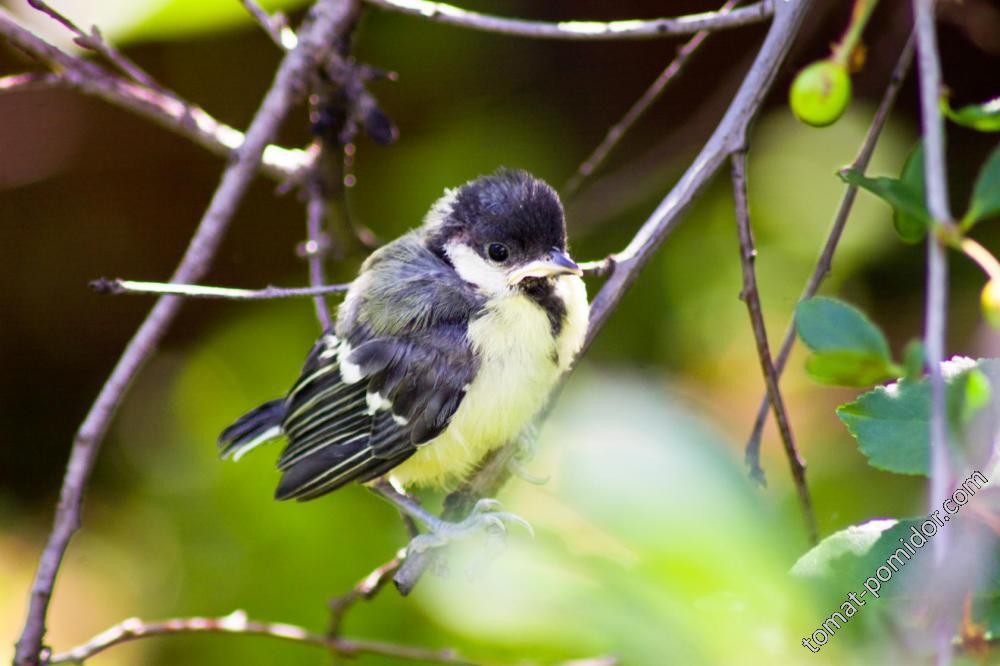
[[960, 237, 1000, 282], [831, 0, 878, 68]]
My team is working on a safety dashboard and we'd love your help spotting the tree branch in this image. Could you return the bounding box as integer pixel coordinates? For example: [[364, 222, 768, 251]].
[[89, 278, 351, 300], [238, 0, 297, 50], [743, 34, 916, 485], [42, 610, 473, 665], [327, 555, 403, 635], [0, 9, 309, 180], [12, 3, 361, 664], [583, 0, 810, 351], [363, 0, 772, 40], [303, 186, 336, 328], [26, 0, 163, 90], [730, 149, 817, 544], [913, 0, 955, 663], [562, 0, 741, 197]]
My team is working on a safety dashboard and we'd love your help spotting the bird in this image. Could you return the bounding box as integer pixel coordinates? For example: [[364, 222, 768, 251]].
[[217, 168, 589, 548]]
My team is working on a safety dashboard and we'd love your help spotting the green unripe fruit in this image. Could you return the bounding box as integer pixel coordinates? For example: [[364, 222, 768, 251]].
[[789, 60, 852, 128], [982, 280, 1000, 329]]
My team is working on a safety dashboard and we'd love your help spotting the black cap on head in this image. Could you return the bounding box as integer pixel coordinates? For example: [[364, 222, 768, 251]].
[[428, 168, 567, 265]]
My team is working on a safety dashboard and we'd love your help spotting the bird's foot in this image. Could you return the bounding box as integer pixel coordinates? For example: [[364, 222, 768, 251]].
[[406, 498, 534, 556]]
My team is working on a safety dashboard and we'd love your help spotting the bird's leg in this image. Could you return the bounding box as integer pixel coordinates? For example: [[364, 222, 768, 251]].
[[507, 424, 549, 485], [370, 480, 532, 556]]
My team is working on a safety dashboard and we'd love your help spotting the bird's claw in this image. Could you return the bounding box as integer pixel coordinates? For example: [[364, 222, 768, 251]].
[[405, 498, 533, 557]]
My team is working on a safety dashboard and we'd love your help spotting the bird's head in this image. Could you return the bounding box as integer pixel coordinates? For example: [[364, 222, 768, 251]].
[[425, 168, 581, 295]]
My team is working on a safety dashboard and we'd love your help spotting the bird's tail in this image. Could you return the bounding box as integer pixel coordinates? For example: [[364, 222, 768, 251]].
[[218, 399, 286, 461]]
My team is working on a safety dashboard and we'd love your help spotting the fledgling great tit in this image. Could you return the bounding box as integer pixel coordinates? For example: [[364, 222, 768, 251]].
[[218, 168, 589, 501]]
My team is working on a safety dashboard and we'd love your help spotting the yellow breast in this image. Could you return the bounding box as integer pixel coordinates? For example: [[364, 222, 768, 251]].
[[390, 275, 588, 489]]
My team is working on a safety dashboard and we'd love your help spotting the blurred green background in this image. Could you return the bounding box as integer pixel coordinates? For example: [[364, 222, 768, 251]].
[[2, 0, 999, 664]]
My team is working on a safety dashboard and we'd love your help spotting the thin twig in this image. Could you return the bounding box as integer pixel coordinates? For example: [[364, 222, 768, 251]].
[[238, 0, 297, 49], [42, 610, 473, 665], [26, 0, 163, 90], [0, 9, 309, 179], [913, 0, 955, 663], [562, 0, 741, 197], [730, 149, 818, 544], [89, 278, 351, 299], [393, 0, 813, 595], [583, 0, 809, 350], [743, 34, 916, 485], [304, 188, 335, 327], [328, 555, 403, 635], [0, 71, 59, 91], [12, 3, 362, 664], [363, 0, 772, 40]]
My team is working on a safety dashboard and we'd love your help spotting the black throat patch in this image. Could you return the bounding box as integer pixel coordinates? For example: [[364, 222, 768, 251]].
[[520, 278, 566, 338]]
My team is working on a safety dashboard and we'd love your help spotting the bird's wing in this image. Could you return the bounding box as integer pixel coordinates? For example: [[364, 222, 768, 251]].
[[274, 236, 484, 501], [274, 326, 479, 501]]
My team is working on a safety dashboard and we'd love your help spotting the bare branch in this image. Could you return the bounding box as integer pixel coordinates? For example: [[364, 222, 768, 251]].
[[584, 0, 810, 350], [0, 71, 59, 91], [26, 0, 162, 90], [363, 0, 772, 40], [238, 0, 298, 50], [89, 278, 351, 300], [304, 186, 336, 327], [0, 9, 309, 179], [328, 555, 403, 635], [12, 3, 362, 664], [743, 34, 915, 485], [913, 0, 956, 662], [43, 610, 473, 665], [730, 149, 818, 544], [393, 0, 814, 595], [563, 0, 740, 197]]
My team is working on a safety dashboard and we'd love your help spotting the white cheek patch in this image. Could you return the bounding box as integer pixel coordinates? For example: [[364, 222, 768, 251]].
[[445, 241, 510, 295]]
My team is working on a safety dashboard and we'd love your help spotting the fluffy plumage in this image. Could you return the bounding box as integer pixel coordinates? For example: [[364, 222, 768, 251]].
[[218, 168, 589, 499]]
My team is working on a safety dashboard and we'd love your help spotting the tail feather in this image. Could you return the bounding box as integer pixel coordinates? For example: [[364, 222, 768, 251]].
[[218, 399, 286, 461]]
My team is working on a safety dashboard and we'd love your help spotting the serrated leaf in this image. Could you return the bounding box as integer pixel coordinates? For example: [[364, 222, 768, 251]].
[[792, 518, 923, 597], [795, 297, 891, 359], [893, 144, 927, 243], [964, 143, 1000, 227], [805, 350, 898, 387], [943, 96, 1000, 133], [839, 168, 930, 241], [836, 358, 1000, 476], [838, 378, 930, 475]]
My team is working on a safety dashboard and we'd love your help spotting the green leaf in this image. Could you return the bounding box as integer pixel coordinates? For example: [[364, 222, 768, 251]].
[[792, 518, 924, 597], [838, 378, 930, 475], [795, 297, 891, 358], [892, 144, 927, 243], [943, 96, 1000, 133], [836, 358, 1000, 475], [964, 143, 1000, 227], [838, 168, 930, 242], [805, 350, 898, 387]]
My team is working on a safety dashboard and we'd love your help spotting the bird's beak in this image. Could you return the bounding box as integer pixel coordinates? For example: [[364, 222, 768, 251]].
[[506, 249, 582, 285]]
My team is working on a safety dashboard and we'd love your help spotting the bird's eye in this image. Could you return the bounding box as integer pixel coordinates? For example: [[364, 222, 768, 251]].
[[487, 243, 509, 262]]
